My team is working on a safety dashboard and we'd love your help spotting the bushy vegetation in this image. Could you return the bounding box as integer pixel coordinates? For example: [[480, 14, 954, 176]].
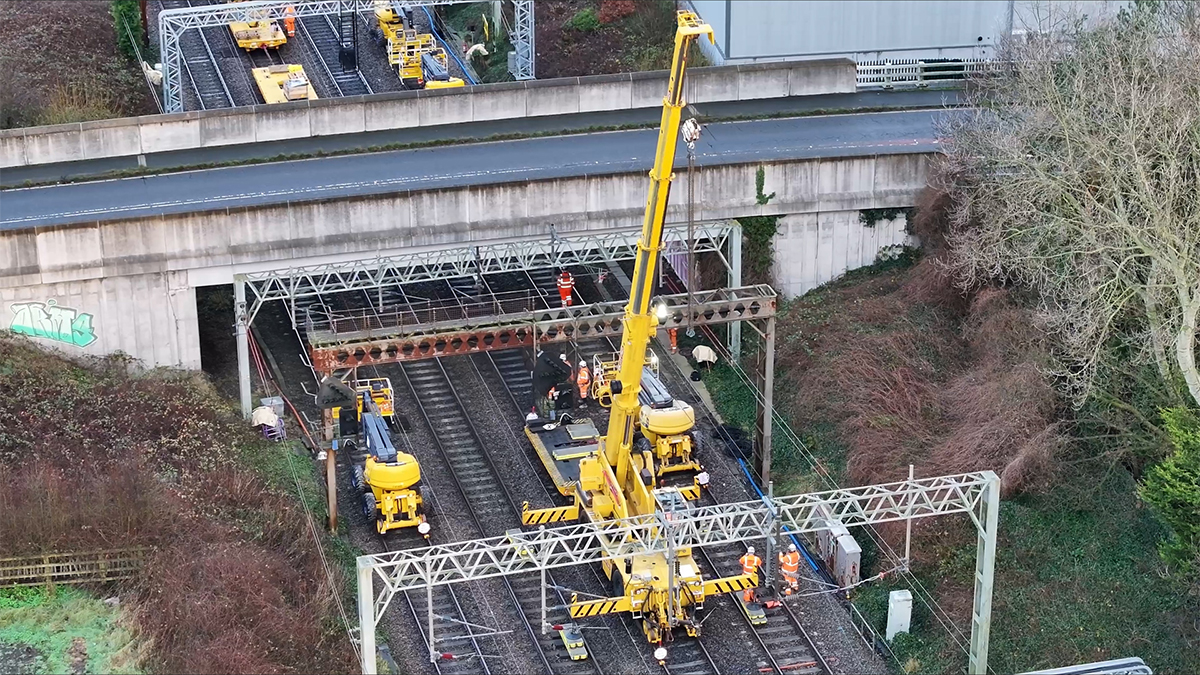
[[0, 1, 153, 129], [110, 0, 144, 61], [1138, 408, 1200, 588], [0, 334, 355, 674]]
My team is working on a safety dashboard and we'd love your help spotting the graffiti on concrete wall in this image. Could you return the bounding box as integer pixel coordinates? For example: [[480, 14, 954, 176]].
[[8, 299, 97, 348]]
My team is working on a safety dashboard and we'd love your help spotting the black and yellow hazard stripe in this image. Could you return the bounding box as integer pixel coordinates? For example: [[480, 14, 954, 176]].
[[521, 503, 579, 526], [679, 484, 701, 501], [569, 597, 627, 618], [704, 573, 757, 595]]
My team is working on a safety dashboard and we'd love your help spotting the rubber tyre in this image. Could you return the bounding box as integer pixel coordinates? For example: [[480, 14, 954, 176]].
[[351, 465, 366, 493], [362, 491, 378, 521]]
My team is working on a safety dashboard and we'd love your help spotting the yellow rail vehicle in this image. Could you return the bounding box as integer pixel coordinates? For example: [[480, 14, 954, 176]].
[[346, 393, 429, 536], [252, 64, 318, 104], [374, 0, 464, 89], [592, 352, 702, 477], [230, 20, 287, 50], [522, 12, 752, 650], [334, 377, 396, 425]]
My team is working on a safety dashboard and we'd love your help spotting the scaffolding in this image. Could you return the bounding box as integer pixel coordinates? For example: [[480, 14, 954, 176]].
[[158, 0, 536, 112], [355, 471, 1001, 674]]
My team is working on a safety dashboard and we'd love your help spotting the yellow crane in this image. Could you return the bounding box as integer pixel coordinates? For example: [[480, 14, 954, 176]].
[[522, 11, 755, 649]]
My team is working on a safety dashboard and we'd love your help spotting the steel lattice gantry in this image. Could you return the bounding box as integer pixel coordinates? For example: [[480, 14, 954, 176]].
[[232, 222, 739, 414], [355, 471, 1002, 675], [159, 0, 535, 113]]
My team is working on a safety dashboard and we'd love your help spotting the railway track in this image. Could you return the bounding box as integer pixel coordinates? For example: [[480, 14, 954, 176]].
[[160, 0, 234, 110], [296, 13, 373, 97], [399, 356, 601, 675]]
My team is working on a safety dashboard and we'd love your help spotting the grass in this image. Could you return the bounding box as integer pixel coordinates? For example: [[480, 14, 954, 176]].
[[0, 586, 144, 674]]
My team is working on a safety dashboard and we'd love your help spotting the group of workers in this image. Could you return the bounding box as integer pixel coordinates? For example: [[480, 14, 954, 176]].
[[546, 353, 591, 413], [737, 542, 803, 603]]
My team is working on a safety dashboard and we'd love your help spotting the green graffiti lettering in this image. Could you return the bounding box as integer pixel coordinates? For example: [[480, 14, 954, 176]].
[[9, 300, 97, 349], [70, 312, 97, 347]]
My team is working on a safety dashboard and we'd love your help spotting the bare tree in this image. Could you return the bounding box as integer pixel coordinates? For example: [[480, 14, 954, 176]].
[[939, 3, 1200, 409]]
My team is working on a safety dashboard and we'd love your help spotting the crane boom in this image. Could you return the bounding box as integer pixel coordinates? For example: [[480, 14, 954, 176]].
[[604, 12, 714, 475]]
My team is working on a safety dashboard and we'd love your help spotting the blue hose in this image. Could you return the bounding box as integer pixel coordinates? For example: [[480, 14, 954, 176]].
[[736, 457, 822, 574], [421, 6, 479, 85]]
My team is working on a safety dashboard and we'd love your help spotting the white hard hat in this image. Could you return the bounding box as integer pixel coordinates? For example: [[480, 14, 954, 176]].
[[746, 546, 755, 554], [559, 353, 568, 360], [789, 543, 797, 552], [579, 361, 586, 367]]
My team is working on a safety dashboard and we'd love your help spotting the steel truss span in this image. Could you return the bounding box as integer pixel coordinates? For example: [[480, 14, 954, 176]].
[[356, 471, 1001, 675], [307, 284, 774, 370], [159, 0, 535, 112], [242, 222, 736, 323]]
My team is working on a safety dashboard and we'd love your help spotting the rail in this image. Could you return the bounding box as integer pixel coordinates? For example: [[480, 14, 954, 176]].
[[0, 548, 150, 588], [856, 59, 992, 89]]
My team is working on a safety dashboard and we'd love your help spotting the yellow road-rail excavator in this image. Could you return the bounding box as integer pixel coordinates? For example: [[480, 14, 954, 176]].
[[345, 390, 429, 537], [521, 10, 754, 650], [374, 0, 465, 90], [591, 351, 702, 477]]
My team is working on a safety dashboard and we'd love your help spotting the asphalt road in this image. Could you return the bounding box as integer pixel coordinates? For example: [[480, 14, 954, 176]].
[[0, 108, 945, 231]]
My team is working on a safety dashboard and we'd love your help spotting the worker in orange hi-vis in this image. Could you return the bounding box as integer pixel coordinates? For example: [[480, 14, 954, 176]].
[[738, 546, 763, 603], [779, 543, 801, 596], [668, 327, 678, 354], [283, 5, 296, 37], [557, 270, 575, 307], [576, 361, 591, 405]]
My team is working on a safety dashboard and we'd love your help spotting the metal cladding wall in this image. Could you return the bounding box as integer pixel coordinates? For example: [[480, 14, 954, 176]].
[[690, 0, 1130, 64], [691, 0, 1013, 63]]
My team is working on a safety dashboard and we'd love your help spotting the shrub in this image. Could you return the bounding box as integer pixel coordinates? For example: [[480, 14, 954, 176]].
[[111, 0, 144, 61], [1139, 408, 1200, 583], [566, 7, 601, 32]]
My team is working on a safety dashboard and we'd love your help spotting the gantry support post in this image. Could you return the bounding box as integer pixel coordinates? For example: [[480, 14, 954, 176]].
[[540, 567, 548, 634], [427, 584, 436, 663], [968, 474, 1000, 674], [234, 278, 252, 418], [358, 558, 377, 675], [728, 224, 743, 360], [752, 316, 775, 484], [762, 481, 776, 594]]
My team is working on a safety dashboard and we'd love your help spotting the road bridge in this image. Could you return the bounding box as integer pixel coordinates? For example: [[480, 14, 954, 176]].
[[0, 110, 938, 370]]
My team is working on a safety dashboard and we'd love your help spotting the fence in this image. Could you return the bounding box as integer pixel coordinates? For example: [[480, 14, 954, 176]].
[[857, 59, 993, 88], [0, 548, 150, 588]]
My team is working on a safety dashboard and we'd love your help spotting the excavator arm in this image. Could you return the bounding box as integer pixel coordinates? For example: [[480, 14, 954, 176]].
[[603, 12, 714, 477]]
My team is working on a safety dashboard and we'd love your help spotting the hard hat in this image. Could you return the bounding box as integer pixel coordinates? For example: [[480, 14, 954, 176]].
[[579, 361, 586, 367], [746, 546, 755, 554], [789, 543, 797, 552], [559, 353, 568, 361]]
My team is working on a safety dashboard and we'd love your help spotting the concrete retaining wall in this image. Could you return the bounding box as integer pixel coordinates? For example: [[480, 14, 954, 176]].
[[0, 59, 855, 169], [0, 151, 929, 367], [1, 271, 200, 369], [771, 211, 913, 299]]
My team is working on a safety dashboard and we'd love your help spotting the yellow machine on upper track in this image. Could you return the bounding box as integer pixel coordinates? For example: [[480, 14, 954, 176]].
[[374, 0, 465, 90], [521, 11, 753, 649]]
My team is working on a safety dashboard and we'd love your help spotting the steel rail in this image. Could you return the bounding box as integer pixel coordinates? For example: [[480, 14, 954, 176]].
[[163, 0, 234, 110], [399, 354, 599, 675], [334, 286, 494, 673]]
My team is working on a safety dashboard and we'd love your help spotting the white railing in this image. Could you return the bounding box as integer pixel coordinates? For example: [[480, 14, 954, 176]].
[[857, 59, 993, 88]]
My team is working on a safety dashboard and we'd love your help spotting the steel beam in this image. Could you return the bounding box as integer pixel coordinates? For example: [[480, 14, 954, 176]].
[[727, 226, 743, 360], [753, 316, 775, 484], [353, 471, 1000, 673], [308, 285, 776, 372], [160, 0, 535, 112], [242, 223, 735, 324]]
